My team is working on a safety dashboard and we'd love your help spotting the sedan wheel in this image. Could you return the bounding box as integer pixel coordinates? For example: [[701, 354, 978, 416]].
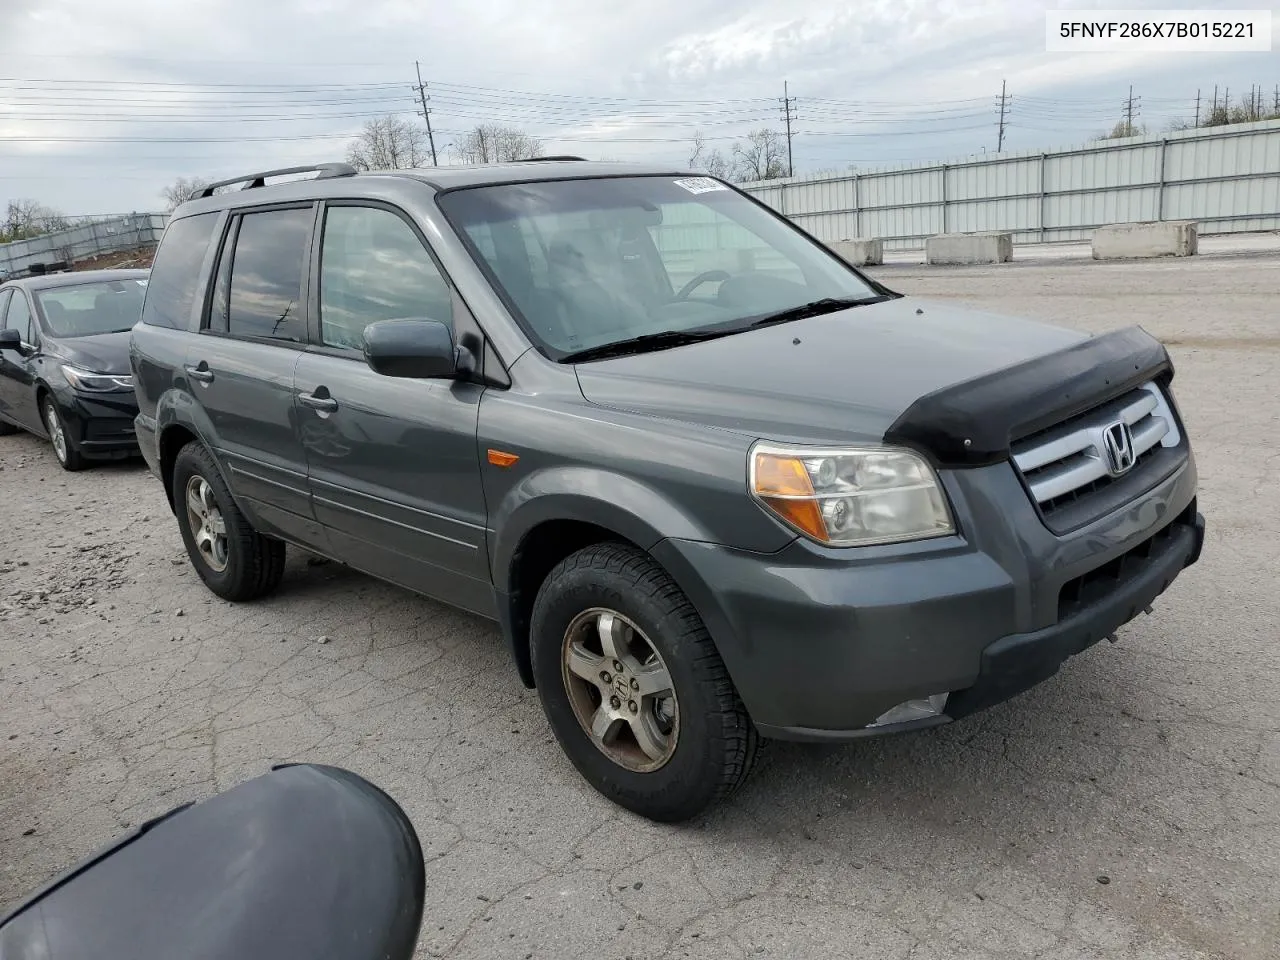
[[43, 398, 85, 471]]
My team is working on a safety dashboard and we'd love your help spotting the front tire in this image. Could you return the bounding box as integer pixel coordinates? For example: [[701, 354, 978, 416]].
[[42, 397, 86, 471], [172, 441, 286, 601], [530, 542, 758, 822]]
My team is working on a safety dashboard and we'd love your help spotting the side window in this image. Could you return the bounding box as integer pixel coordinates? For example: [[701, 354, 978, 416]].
[[648, 202, 807, 293], [318, 205, 452, 350], [226, 208, 312, 342], [141, 212, 219, 329], [7, 292, 34, 345], [0, 289, 12, 326]]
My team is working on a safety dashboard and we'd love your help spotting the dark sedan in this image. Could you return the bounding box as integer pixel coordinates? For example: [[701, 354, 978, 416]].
[[0, 269, 149, 470]]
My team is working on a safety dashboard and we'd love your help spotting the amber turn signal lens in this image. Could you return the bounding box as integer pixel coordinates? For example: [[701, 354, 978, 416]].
[[752, 452, 829, 542], [487, 449, 519, 467]]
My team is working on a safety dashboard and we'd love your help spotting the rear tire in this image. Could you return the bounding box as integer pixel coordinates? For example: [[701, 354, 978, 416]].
[[42, 397, 86, 471], [530, 542, 758, 823], [172, 441, 286, 601]]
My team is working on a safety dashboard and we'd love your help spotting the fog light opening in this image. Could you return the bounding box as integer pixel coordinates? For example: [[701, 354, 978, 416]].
[[868, 692, 950, 728]]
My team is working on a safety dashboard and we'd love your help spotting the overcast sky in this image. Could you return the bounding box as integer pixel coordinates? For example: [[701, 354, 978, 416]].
[[2, 0, 1277, 215]]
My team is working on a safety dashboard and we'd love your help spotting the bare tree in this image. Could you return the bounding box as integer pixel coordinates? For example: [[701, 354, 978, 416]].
[[346, 115, 432, 171], [451, 125, 544, 164], [688, 132, 732, 180], [161, 176, 212, 211], [1, 199, 67, 243], [731, 129, 790, 182], [1096, 119, 1147, 140]]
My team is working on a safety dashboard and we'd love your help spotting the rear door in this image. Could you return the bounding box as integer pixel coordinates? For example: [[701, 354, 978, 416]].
[[0, 289, 43, 431], [293, 201, 493, 616], [186, 203, 324, 548]]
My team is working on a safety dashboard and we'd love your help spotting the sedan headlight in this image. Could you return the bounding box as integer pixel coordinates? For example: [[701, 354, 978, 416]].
[[61, 364, 133, 392], [749, 442, 954, 546]]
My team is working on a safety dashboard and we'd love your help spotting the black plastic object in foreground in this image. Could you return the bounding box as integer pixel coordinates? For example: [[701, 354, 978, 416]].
[[0, 763, 425, 960], [884, 325, 1173, 467]]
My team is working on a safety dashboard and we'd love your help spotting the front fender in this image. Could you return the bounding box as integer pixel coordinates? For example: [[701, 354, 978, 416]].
[[488, 466, 716, 585]]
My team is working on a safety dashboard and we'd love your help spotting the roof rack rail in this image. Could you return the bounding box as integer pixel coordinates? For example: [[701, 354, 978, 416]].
[[505, 155, 588, 163], [197, 163, 358, 198]]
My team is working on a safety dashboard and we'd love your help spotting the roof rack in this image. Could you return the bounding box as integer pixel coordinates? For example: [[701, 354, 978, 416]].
[[505, 155, 588, 163], [197, 163, 358, 198]]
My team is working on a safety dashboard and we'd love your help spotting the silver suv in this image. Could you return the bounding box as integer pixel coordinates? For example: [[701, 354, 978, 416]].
[[130, 161, 1204, 822]]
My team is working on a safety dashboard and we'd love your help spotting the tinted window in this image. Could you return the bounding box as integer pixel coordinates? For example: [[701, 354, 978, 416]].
[[141, 212, 219, 329], [227, 208, 311, 342], [35, 278, 148, 337], [6, 291, 34, 344], [318, 205, 451, 350]]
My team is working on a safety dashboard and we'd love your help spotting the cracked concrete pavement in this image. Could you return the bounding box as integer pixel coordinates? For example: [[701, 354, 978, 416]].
[[3, 244, 1279, 959]]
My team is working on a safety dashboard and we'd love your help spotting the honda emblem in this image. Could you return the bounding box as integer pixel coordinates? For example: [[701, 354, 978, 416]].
[[1101, 420, 1136, 475]]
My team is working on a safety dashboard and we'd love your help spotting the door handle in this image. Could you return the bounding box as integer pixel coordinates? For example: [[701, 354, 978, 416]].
[[299, 391, 338, 413], [184, 363, 214, 384]]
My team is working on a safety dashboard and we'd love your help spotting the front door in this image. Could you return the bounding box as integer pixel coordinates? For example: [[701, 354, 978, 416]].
[[0, 289, 44, 432], [294, 202, 493, 616], [186, 203, 323, 549]]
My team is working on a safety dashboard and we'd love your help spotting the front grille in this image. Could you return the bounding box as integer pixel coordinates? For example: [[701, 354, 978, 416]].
[[1057, 517, 1181, 622], [1011, 382, 1182, 528]]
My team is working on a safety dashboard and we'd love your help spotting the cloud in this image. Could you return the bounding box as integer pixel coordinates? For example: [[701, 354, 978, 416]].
[[0, 0, 1274, 212]]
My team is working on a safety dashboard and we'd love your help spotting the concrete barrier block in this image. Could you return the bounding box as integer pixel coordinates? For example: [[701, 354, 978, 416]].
[[925, 232, 1013, 265], [828, 238, 884, 266], [1092, 220, 1198, 259]]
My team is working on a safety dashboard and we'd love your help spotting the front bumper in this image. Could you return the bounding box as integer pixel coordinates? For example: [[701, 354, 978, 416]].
[[652, 455, 1203, 742], [53, 387, 140, 459]]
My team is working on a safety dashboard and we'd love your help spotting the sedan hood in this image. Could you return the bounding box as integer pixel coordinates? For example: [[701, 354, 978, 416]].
[[44, 331, 133, 375], [574, 297, 1088, 445]]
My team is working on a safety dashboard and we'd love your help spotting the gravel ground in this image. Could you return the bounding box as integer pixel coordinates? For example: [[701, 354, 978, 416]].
[[2, 244, 1278, 960]]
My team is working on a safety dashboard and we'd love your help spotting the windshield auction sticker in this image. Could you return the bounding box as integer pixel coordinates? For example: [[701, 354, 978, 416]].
[[673, 177, 729, 194]]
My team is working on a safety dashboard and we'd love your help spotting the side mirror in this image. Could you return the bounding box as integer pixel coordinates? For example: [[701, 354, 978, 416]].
[[363, 319, 471, 380], [0, 329, 21, 351]]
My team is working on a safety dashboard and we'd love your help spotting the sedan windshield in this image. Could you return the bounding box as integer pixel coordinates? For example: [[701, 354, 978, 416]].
[[34, 278, 148, 338], [437, 175, 886, 361]]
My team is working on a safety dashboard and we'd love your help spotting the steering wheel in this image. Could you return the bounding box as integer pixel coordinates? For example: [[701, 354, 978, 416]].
[[674, 270, 730, 301]]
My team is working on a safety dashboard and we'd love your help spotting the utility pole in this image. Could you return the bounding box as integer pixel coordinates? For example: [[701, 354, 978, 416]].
[[1194, 89, 1200, 127], [996, 79, 1009, 152], [780, 81, 796, 176], [414, 61, 438, 166], [1123, 84, 1140, 135]]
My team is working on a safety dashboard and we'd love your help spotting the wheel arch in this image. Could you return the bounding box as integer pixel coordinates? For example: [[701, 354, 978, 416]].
[[492, 473, 721, 690]]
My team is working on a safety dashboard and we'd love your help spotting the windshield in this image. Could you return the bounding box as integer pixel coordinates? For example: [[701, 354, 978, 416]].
[[437, 175, 884, 360], [34, 277, 148, 338]]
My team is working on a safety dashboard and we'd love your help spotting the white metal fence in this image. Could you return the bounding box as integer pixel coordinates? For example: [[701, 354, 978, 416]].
[[0, 213, 167, 277], [740, 118, 1280, 250]]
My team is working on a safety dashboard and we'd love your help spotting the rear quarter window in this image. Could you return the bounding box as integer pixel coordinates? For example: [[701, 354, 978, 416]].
[[141, 212, 220, 330]]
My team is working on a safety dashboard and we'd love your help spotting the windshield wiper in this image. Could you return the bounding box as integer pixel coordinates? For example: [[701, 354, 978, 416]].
[[748, 295, 893, 328], [561, 327, 736, 363]]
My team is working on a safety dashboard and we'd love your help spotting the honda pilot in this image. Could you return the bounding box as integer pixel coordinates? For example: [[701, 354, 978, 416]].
[[129, 161, 1204, 822]]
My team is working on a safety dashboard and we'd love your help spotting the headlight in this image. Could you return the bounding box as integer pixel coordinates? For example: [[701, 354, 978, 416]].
[[749, 442, 954, 546], [61, 364, 133, 392]]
